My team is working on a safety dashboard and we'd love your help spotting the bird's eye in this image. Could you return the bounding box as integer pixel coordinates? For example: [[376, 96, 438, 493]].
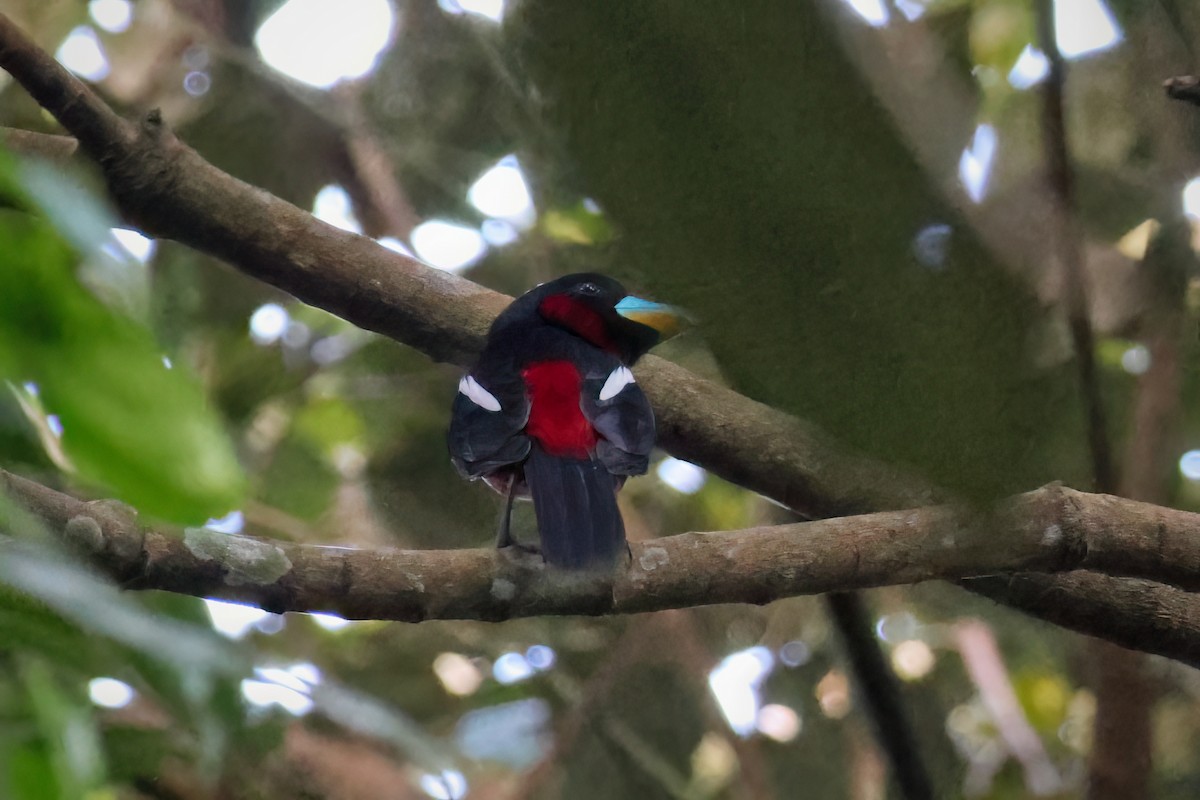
[[577, 282, 601, 296]]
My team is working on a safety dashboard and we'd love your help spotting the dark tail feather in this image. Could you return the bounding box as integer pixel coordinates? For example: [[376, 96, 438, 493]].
[[525, 443, 625, 570]]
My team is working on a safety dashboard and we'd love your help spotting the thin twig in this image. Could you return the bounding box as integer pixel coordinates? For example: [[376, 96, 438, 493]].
[[954, 621, 1061, 794], [1164, 75, 1200, 106], [826, 592, 935, 800], [1036, 0, 1116, 495]]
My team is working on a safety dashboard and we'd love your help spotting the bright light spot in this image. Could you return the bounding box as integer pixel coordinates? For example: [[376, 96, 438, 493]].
[[838, 0, 889, 27], [240, 679, 313, 716], [378, 236, 415, 257], [690, 733, 738, 789], [481, 219, 519, 246], [459, 0, 506, 22], [468, 155, 535, 227], [57, 26, 110, 82], [893, 0, 925, 21], [419, 769, 469, 800], [255, 0, 395, 89], [1180, 450, 1200, 481], [1055, 0, 1122, 59], [411, 220, 487, 272], [162, 355, 173, 369], [708, 646, 774, 736], [816, 669, 851, 718], [493, 651, 535, 685], [434, 652, 484, 695], [756, 703, 801, 742], [657, 458, 707, 494], [22, 382, 38, 396], [891, 639, 936, 680], [313, 185, 362, 234], [249, 303, 289, 345], [1008, 45, 1049, 90], [1121, 344, 1151, 375], [183, 71, 212, 96], [309, 612, 352, 631], [204, 509, 244, 534], [312, 335, 355, 365], [1116, 218, 1160, 260], [779, 640, 810, 667], [875, 611, 919, 643], [204, 598, 270, 639], [256, 666, 310, 693], [525, 644, 556, 671], [89, 677, 135, 709], [46, 415, 64, 438], [1184, 178, 1200, 218], [289, 663, 322, 685], [958, 124, 997, 203], [89, 0, 133, 33], [455, 699, 551, 766], [110, 228, 156, 263], [912, 223, 952, 270], [283, 321, 311, 348], [434, 652, 485, 696]]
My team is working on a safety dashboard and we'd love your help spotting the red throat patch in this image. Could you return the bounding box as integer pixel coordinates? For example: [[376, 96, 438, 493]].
[[522, 360, 598, 458], [538, 295, 616, 352]]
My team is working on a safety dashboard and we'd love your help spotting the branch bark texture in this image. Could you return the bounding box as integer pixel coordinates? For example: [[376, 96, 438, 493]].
[[10, 469, 1200, 668]]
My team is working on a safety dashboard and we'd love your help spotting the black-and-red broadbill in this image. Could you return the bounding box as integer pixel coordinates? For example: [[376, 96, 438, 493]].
[[448, 273, 681, 570]]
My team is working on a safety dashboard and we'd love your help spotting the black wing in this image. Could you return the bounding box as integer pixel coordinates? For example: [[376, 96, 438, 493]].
[[447, 371, 530, 479], [581, 366, 655, 476]]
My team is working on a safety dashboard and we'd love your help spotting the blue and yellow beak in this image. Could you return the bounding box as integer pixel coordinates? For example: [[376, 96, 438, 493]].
[[615, 296, 687, 340]]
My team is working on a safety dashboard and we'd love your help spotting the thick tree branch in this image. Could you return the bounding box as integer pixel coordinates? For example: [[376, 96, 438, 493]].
[[9, 468, 1200, 667], [2, 13, 1200, 661]]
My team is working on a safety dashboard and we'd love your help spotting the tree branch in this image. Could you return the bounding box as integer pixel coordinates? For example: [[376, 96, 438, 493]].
[[2, 13, 1200, 662], [7, 468, 1200, 666]]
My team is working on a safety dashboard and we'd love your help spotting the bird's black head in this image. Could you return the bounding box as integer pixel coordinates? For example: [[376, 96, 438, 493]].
[[526, 273, 680, 365]]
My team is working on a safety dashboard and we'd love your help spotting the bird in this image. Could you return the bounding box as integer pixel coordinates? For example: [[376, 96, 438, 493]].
[[448, 273, 681, 570]]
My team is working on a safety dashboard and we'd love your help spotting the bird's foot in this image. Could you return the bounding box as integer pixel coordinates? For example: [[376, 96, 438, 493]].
[[498, 540, 541, 558]]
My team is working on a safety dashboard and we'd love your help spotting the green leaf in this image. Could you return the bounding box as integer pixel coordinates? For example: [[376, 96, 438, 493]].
[[19, 657, 106, 798], [0, 182, 245, 522], [7, 742, 60, 800]]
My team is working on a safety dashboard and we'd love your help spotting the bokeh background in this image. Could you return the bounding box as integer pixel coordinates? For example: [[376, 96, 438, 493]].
[[2, 0, 1200, 797]]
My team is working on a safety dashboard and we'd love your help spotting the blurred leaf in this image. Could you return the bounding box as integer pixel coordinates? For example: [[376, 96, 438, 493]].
[[0, 156, 245, 522], [294, 395, 365, 453], [0, 497, 247, 679], [7, 742, 60, 800], [260, 434, 339, 520], [541, 202, 614, 245], [19, 657, 106, 798]]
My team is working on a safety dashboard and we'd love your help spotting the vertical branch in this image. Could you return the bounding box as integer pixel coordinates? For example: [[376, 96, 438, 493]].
[[953, 621, 1061, 794], [1035, 0, 1116, 495], [826, 592, 936, 800], [1035, 4, 1148, 798], [1087, 221, 1189, 798]]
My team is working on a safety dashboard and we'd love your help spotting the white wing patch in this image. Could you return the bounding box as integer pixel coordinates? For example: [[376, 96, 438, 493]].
[[599, 366, 636, 401], [459, 375, 502, 411]]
